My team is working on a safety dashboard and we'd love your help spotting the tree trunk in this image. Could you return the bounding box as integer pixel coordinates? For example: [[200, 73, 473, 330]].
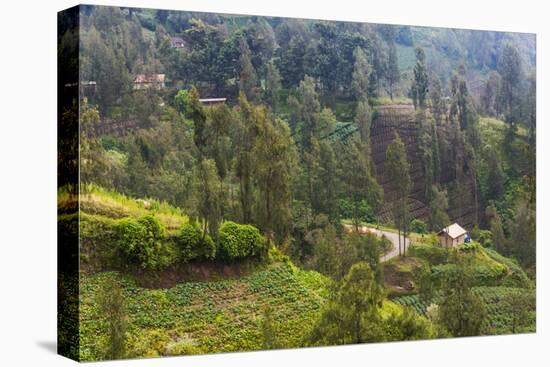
[[398, 228, 401, 256]]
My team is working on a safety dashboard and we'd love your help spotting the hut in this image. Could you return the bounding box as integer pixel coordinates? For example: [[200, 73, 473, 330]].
[[437, 223, 467, 248]]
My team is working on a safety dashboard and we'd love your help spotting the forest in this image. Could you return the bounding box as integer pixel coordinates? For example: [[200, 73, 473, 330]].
[[58, 5, 536, 361]]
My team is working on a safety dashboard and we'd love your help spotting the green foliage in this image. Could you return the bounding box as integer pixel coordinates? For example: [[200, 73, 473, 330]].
[[478, 230, 493, 248], [79, 265, 328, 360], [410, 219, 427, 234], [96, 274, 127, 360], [261, 306, 280, 350], [218, 221, 268, 260], [410, 47, 429, 109], [437, 259, 487, 337], [174, 90, 191, 117], [393, 286, 535, 335], [308, 262, 386, 345], [383, 306, 436, 341], [428, 186, 449, 231], [114, 215, 170, 270], [408, 244, 449, 265], [176, 222, 216, 262]]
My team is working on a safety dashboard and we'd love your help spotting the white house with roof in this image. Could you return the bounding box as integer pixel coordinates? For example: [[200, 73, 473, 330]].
[[437, 223, 467, 247]]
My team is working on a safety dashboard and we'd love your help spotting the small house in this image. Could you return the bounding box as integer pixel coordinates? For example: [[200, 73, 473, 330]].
[[170, 37, 185, 49], [133, 74, 166, 90], [437, 223, 467, 248], [199, 98, 227, 106]]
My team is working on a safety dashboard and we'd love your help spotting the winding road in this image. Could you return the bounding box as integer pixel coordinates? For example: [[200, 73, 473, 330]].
[[344, 224, 410, 262]]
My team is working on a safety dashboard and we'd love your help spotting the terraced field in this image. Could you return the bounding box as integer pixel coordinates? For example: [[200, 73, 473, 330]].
[[392, 286, 536, 334], [79, 264, 330, 361]]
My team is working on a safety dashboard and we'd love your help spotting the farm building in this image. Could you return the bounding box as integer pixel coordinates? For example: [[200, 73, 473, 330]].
[[437, 223, 467, 247], [170, 36, 185, 48], [133, 74, 166, 90], [199, 97, 227, 106]]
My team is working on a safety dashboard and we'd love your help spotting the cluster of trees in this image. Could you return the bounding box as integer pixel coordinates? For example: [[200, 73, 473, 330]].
[[79, 5, 536, 279], [75, 8, 538, 357], [111, 214, 268, 271]]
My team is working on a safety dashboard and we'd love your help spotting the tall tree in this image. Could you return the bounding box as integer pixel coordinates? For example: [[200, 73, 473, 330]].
[[97, 276, 127, 360], [307, 139, 339, 221], [252, 112, 295, 244], [239, 37, 259, 101], [189, 86, 208, 154], [386, 41, 400, 100], [438, 256, 487, 337], [351, 47, 371, 101], [484, 145, 505, 201], [279, 35, 306, 88], [264, 59, 282, 109], [355, 98, 373, 145], [308, 262, 386, 345], [508, 196, 536, 267], [235, 94, 258, 223], [296, 75, 321, 149], [428, 186, 449, 231], [195, 158, 222, 242], [486, 204, 505, 253], [430, 76, 446, 125], [480, 71, 501, 117], [261, 306, 280, 350], [498, 44, 523, 126], [410, 47, 429, 109], [386, 134, 412, 255], [343, 141, 383, 231]]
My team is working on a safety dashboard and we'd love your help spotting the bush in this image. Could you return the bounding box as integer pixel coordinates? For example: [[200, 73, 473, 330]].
[[478, 230, 493, 248], [114, 215, 169, 270], [408, 244, 449, 265], [176, 222, 216, 262], [219, 221, 267, 260], [410, 219, 427, 234]]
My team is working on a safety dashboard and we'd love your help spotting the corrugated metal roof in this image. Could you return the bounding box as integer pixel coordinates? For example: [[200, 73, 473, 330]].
[[438, 223, 467, 239], [199, 98, 227, 103]]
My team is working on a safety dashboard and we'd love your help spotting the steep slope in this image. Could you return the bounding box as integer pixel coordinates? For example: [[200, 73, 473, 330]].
[[370, 104, 479, 228]]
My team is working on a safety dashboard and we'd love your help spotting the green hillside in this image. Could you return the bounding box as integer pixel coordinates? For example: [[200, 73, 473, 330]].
[[79, 264, 328, 360]]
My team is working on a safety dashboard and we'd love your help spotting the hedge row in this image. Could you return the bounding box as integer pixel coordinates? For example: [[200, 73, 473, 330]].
[[71, 214, 268, 271]]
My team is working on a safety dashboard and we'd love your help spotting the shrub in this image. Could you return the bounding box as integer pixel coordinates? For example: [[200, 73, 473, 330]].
[[114, 215, 168, 270], [176, 222, 216, 262], [218, 221, 267, 260], [478, 230, 493, 247], [410, 219, 427, 234], [408, 244, 448, 265]]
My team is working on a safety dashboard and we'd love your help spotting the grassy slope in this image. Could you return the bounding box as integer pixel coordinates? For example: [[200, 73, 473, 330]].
[[59, 184, 189, 232]]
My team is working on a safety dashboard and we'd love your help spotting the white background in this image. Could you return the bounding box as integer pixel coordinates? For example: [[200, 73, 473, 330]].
[[0, 0, 547, 365]]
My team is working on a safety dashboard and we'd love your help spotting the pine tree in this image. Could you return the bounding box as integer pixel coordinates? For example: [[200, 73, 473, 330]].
[[264, 59, 282, 109], [498, 43, 523, 126], [485, 145, 504, 201], [429, 76, 446, 125], [410, 47, 429, 109], [343, 140, 383, 231], [386, 134, 412, 255], [438, 256, 487, 337], [351, 47, 371, 101], [355, 98, 373, 145], [239, 37, 259, 101], [308, 262, 386, 345], [428, 186, 449, 231], [386, 41, 400, 100], [252, 112, 295, 244]]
